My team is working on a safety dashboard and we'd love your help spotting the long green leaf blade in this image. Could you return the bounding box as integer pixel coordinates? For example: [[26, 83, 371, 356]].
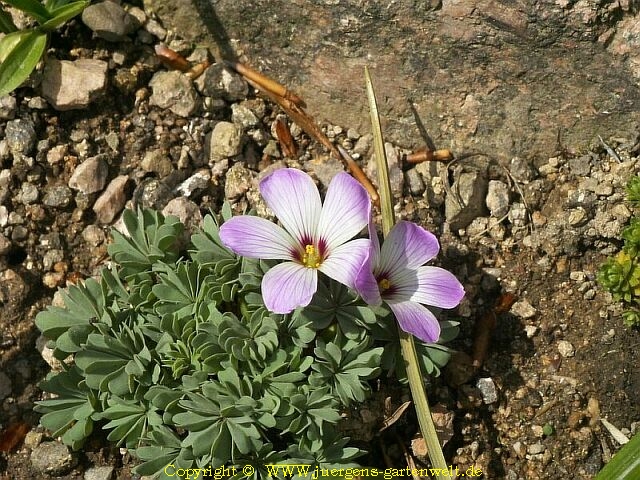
[[3, 0, 53, 23], [0, 29, 47, 96], [596, 431, 640, 480], [40, 0, 88, 32], [0, 7, 18, 33]]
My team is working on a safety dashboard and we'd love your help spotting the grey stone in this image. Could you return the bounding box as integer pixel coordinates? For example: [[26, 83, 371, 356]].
[[145, 19, 167, 40], [528, 442, 546, 455], [508, 202, 528, 228], [486, 180, 510, 218], [176, 169, 211, 197], [43, 185, 73, 208], [42, 59, 108, 111], [209, 121, 243, 161], [30, 441, 77, 476], [195, 63, 248, 101], [132, 178, 173, 210], [569, 155, 593, 176], [225, 163, 254, 200], [17, 182, 39, 204], [557, 340, 575, 358], [93, 175, 128, 224], [163, 197, 203, 248], [5, 118, 37, 156], [69, 155, 109, 194], [105, 132, 119, 151], [568, 207, 589, 227], [0, 233, 10, 256], [511, 299, 537, 319], [47, 145, 69, 165], [42, 249, 64, 271], [27, 96, 48, 109], [305, 156, 344, 191], [82, 225, 106, 246], [367, 142, 404, 198], [353, 134, 372, 156], [81, 1, 140, 42], [84, 465, 114, 480], [149, 71, 200, 117], [0, 205, 7, 226], [0, 371, 11, 400], [405, 168, 425, 196], [0, 95, 17, 120], [141, 150, 173, 177], [476, 377, 498, 404], [445, 169, 488, 230], [231, 103, 260, 129]]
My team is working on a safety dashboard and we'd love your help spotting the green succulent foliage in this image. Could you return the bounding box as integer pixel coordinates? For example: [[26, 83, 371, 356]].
[[34, 366, 98, 450], [0, 0, 90, 96], [34, 207, 460, 478], [371, 307, 460, 379], [310, 331, 382, 405], [626, 175, 640, 206], [600, 176, 640, 328]]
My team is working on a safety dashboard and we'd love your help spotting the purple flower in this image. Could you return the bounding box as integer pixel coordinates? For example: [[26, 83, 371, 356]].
[[356, 220, 465, 343], [220, 168, 371, 313]]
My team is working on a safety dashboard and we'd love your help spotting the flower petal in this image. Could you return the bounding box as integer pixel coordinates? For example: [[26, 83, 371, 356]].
[[409, 266, 465, 309], [319, 238, 370, 290], [366, 214, 381, 271], [378, 221, 440, 276], [259, 168, 321, 244], [317, 172, 370, 250], [355, 253, 382, 306], [262, 262, 317, 313], [388, 300, 441, 343], [219, 216, 297, 259]]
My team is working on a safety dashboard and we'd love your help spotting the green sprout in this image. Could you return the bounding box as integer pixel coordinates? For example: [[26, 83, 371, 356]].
[[0, 0, 90, 96], [598, 175, 640, 328]]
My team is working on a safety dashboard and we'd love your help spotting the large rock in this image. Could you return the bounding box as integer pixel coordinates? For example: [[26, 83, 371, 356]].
[[143, 0, 640, 164], [81, 1, 140, 42], [41, 59, 108, 111]]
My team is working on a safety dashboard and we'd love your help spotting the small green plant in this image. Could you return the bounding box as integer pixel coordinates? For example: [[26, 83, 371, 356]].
[[0, 0, 89, 96], [598, 175, 640, 327], [34, 206, 460, 478]]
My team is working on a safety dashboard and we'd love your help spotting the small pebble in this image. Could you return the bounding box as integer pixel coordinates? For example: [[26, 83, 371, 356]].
[[476, 377, 498, 404], [557, 340, 575, 358], [511, 299, 537, 319]]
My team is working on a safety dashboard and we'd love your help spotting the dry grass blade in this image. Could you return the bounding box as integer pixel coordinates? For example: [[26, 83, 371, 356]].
[[364, 66, 393, 233], [224, 60, 306, 108], [274, 118, 298, 159], [227, 61, 379, 203], [380, 400, 412, 432], [405, 147, 454, 164], [155, 43, 190, 71]]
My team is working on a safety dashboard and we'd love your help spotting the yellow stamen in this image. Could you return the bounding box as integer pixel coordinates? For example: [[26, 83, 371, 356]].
[[378, 278, 391, 291], [302, 244, 322, 268]]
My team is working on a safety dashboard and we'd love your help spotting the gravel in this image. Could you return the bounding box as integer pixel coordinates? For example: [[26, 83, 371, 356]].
[[0, 4, 638, 479]]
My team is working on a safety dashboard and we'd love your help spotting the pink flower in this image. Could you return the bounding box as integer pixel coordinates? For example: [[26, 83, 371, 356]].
[[356, 220, 465, 343], [220, 168, 371, 314]]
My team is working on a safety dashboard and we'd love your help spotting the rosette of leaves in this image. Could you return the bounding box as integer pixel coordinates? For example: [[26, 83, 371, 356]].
[[309, 331, 382, 405], [599, 176, 640, 327], [0, 0, 90, 96], [34, 207, 460, 479], [36, 207, 390, 478]]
